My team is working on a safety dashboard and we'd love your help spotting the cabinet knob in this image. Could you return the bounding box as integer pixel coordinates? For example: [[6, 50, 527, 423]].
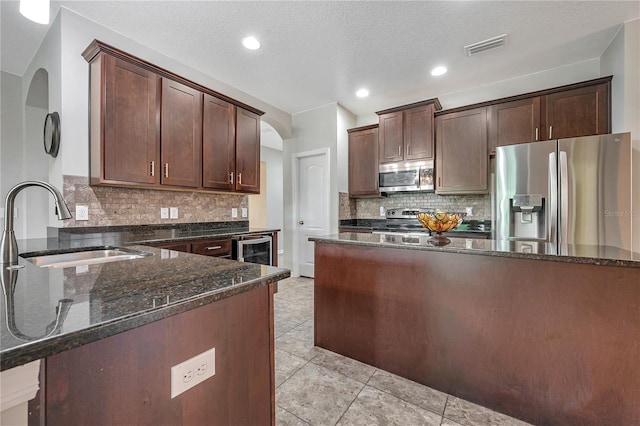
[[229, 172, 234, 184], [238, 173, 242, 185], [535, 128, 539, 141], [150, 161, 155, 177], [549, 126, 553, 140], [164, 163, 169, 178], [299, 220, 304, 225]]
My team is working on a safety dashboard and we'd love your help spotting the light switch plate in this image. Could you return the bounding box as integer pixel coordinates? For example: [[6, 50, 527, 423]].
[[379, 206, 385, 216], [241, 208, 248, 218], [465, 207, 474, 217], [170, 207, 178, 219], [161, 208, 169, 219], [231, 208, 238, 218]]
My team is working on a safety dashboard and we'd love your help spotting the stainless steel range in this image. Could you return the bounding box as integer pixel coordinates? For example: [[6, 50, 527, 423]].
[[376, 208, 433, 234]]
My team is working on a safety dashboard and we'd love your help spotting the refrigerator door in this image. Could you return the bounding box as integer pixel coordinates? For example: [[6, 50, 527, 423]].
[[495, 140, 557, 244], [558, 133, 632, 250]]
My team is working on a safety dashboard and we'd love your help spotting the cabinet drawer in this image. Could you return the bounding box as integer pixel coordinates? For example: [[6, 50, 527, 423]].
[[191, 238, 232, 257]]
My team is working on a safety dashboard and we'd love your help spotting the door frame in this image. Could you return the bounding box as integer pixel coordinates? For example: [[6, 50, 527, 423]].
[[291, 148, 330, 277]]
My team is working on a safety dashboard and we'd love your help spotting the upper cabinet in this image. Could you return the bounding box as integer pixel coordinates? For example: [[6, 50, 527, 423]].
[[377, 100, 441, 164], [160, 78, 203, 188], [96, 54, 159, 186], [435, 108, 488, 194], [83, 40, 264, 194], [348, 125, 380, 197], [488, 77, 611, 153]]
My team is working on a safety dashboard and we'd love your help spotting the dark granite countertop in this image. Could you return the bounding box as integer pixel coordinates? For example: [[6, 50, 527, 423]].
[[310, 232, 640, 268], [338, 219, 492, 237], [51, 221, 280, 248], [1, 238, 290, 371]]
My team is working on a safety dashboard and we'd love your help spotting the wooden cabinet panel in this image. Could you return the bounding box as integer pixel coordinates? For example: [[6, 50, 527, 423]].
[[43, 285, 274, 426], [348, 125, 380, 197], [404, 104, 434, 160], [235, 108, 261, 193], [150, 241, 191, 252], [101, 55, 159, 185], [378, 111, 404, 163], [203, 94, 236, 191], [161, 79, 203, 188], [191, 238, 232, 258], [544, 83, 610, 140], [435, 108, 488, 194], [488, 97, 540, 153]]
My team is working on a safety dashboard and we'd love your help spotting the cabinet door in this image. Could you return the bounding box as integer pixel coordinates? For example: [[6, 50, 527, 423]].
[[435, 108, 488, 194], [378, 111, 404, 163], [348, 126, 380, 197], [102, 55, 159, 185], [404, 104, 434, 160], [160, 78, 202, 188], [203, 94, 236, 191], [235, 108, 261, 193], [544, 83, 610, 140], [488, 97, 541, 153]]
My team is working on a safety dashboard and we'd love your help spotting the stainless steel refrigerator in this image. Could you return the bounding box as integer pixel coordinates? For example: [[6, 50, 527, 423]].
[[494, 133, 632, 252]]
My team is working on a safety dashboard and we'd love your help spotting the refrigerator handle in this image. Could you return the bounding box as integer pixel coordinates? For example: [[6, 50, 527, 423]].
[[548, 152, 557, 244], [559, 151, 569, 245]]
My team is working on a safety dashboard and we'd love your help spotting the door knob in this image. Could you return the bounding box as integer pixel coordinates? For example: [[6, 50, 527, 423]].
[[299, 220, 304, 225]]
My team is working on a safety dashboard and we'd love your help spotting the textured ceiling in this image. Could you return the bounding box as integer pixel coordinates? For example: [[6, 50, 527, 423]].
[[1, 1, 639, 116]]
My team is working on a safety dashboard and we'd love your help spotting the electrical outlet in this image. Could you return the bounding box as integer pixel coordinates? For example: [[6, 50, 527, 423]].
[[76, 205, 89, 221], [231, 208, 238, 218], [171, 348, 215, 398], [465, 207, 474, 217], [379, 206, 385, 216], [170, 207, 178, 219], [161, 208, 169, 219], [241, 208, 248, 218]]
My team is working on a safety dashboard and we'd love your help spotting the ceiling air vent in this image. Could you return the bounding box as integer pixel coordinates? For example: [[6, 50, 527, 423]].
[[464, 34, 507, 56]]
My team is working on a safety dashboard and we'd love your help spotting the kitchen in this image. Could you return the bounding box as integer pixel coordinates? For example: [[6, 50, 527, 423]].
[[1, 1, 640, 425]]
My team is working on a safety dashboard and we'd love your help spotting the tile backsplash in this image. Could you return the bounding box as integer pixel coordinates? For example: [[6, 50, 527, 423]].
[[340, 192, 491, 220], [63, 175, 248, 227]]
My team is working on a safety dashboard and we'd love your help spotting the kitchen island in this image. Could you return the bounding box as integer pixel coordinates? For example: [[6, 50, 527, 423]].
[[1, 237, 290, 425], [311, 233, 639, 426]]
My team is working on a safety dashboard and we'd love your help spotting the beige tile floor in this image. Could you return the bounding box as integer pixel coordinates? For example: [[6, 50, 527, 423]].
[[274, 277, 533, 426]]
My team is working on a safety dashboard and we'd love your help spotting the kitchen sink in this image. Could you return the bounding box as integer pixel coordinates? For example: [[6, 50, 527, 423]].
[[21, 246, 153, 268]]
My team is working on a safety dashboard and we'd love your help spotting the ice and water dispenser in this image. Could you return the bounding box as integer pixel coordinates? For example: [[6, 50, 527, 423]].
[[509, 194, 546, 240]]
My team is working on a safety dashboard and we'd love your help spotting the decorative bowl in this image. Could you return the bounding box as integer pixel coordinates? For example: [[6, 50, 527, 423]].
[[417, 210, 466, 246]]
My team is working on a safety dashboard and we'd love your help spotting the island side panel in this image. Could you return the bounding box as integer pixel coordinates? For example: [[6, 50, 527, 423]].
[[314, 242, 640, 426], [41, 284, 275, 426]]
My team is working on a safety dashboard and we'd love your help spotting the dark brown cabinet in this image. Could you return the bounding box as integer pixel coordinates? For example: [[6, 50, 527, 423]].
[[91, 54, 160, 186], [203, 94, 236, 191], [83, 39, 264, 194], [348, 125, 379, 197], [160, 78, 203, 188], [488, 97, 541, 154], [435, 107, 488, 194], [544, 83, 610, 140], [235, 108, 261, 193], [377, 102, 436, 164], [191, 238, 232, 258]]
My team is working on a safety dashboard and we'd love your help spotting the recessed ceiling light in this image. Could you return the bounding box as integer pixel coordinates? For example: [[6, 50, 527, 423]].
[[431, 66, 447, 77], [242, 36, 261, 50], [356, 89, 369, 98]]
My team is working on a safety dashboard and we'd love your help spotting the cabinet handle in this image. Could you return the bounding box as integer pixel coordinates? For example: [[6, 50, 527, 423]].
[[398, 146, 401, 157], [206, 246, 222, 250], [229, 172, 234, 184], [535, 128, 539, 141], [438, 177, 441, 187], [549, 126, 553, 140], [164, 163, 169, 178], [238, 173, 242, 185], [150, 161, 155, 177]]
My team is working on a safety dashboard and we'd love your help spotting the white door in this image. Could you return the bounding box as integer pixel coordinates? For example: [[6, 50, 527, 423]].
[[295, 149, 329, 277]]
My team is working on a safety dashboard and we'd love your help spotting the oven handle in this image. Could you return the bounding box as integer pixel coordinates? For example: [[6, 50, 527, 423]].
[[235, 236, 272, 244]]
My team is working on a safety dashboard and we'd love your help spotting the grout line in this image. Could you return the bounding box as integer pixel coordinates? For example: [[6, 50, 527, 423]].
[[333, 381, 366, 426], [276, 404, 312, 426], [440, 394, 450, 425]]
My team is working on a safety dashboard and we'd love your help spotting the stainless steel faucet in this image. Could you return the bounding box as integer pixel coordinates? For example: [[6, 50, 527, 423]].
[[1, 181, 72, 265]]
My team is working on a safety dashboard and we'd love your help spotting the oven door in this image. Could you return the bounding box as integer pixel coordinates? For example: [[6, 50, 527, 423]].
[[232, 236, 273, 265]]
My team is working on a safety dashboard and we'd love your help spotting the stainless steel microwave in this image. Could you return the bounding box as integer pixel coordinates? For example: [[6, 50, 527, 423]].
[[378, 160, 434, 193]]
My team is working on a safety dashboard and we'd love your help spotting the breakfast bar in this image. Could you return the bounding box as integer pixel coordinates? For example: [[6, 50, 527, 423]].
[[311, 233, 640, 425]]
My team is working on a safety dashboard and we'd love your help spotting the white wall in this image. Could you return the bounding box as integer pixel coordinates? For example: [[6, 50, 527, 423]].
[[337, 104, 356, 193], [261, 146, 284, 252]]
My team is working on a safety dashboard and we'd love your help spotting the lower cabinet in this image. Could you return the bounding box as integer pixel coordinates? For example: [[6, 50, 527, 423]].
[[435, 107, 488, 194], [35, 285, 276, 426]]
